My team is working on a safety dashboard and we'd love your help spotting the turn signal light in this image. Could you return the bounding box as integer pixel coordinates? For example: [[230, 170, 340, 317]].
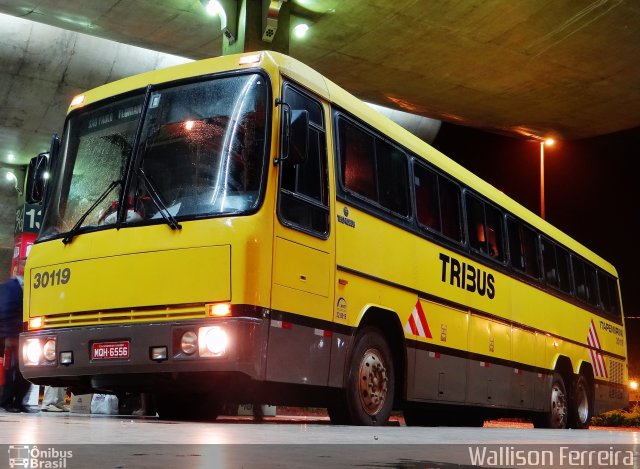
[[207, 303, 231, 317], [29, 317, 43, 330]]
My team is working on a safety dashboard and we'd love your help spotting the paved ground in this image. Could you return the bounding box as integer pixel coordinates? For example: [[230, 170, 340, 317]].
[[0, 410, 639, 468]]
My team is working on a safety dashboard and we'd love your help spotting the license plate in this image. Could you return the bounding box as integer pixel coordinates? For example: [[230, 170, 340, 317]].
[[91, 341, 130, 360]]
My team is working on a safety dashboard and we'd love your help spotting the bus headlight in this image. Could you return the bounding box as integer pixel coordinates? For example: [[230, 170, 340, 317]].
[[180, 331, 198, 355], [199, 326, 228, 357], [24, 339, 43, 366], [43, 339, 56, 362]]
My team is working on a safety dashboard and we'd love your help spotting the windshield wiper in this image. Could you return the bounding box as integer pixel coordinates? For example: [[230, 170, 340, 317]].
[[137, 168, 182, 230], [62, 179, 122, 244]]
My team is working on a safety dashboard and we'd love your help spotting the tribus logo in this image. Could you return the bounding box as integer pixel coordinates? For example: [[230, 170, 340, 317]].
[[8, 445, 73, 468]]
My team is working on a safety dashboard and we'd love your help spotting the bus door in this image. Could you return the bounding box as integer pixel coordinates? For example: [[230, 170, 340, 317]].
[[268, 82, 335, 386]]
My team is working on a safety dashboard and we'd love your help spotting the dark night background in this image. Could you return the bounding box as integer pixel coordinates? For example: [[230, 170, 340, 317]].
[[430, 124, 640, 375]]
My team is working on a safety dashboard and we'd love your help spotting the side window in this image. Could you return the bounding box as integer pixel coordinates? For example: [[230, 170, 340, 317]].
[[541, 237, 558, 287], [439, 177, 463, 242], [466, 193, 504, 261], [376, 140, 409, 215], [522, 226, 541, 278], [278, 84, 329, 236], [467, 195, 485, 252], [574, 257, 599, 307], [507, 218, 525, 271], [556, 246, 572, 294], [584, 263, 599, 306], [573, 257, 589, 301], [508, 219, 541, 278], [340, 120, 375, 199], [414, 162, 463, 243], [414, 164, 440, 231], [338, 116, 409, 217], [598, 271, 621, 316]]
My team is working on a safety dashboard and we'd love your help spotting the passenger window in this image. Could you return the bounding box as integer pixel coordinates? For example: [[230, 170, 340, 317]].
[[466, 193, 504, 261], [556, 247, 572, 294], [584, 263, 599, 306], [485, 205, 504, 260], [541, 238, 558, 287], [598, 271, 621, 316], [522, 226, 540, 278], [507, 218, 541, 279], [376, 140, 409, 216], [414, 164, 440, 231], [278, 84, 329, 236], [340, 120, 375, 199], [572, 257, 598, 306], [467, 195, 485, 252], [573, 257, 589, 301], [338, 116, 409, 218], [439, 177, 463, 242]]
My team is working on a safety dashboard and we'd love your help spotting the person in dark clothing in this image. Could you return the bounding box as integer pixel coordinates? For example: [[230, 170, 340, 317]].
[[0, 276, 32, 413]]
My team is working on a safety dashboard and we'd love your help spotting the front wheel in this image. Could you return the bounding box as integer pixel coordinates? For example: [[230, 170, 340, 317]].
[[333, 327, 395, 426], [568, 375, 592, 429]]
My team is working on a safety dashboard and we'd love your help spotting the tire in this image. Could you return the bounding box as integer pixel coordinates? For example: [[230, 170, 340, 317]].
[[568, 375, 592, 429], [533, 373, 568, 429], [153, 393, 219, 421], [327, 398, 350, 425], [336, 327, 395, 426]]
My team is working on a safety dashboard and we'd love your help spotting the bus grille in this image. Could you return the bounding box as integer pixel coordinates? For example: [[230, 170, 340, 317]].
[[609, 360, 624, 384], [38, 304, 207, 328]]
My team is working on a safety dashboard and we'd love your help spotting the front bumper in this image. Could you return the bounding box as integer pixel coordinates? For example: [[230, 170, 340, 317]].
[[19, 317, 268, 393]]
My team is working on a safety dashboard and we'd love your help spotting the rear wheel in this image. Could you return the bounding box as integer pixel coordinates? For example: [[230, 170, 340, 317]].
[[331, 327, 395, 426], [533, 373, 568, 429], [568, 375, 591, 429]]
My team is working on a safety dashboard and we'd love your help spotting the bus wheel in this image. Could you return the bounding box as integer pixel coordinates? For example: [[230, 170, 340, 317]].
[[343, 327, 395, 426], [568, 375, 591, 429], [533, 373, 568, 429]]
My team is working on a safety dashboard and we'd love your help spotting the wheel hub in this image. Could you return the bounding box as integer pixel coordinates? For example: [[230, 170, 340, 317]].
[[358, 347, 389, 416]]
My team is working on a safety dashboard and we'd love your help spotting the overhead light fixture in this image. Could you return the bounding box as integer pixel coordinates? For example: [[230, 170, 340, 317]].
[[293, 23, 310, 39], [4, 171, 22, 196], [205, 0, 224, 17], [202, 0, 235, 43], [7, 153, 15, 162]]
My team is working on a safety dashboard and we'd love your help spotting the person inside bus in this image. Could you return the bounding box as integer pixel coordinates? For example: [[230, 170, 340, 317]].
[[0, 276, 32, 413]]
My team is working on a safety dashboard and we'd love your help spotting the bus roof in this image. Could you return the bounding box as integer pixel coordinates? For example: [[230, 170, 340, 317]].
[[67, 51, 617, 277]]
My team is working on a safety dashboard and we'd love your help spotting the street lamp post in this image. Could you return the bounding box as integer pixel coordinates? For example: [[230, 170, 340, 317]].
[[539, 138, 554, 220]]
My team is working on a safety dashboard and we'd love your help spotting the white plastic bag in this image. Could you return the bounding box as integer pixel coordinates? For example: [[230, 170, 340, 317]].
[[90, 394, 119, 414]]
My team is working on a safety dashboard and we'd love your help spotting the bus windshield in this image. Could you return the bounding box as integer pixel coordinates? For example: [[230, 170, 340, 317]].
[[41, 73, 269, 240]]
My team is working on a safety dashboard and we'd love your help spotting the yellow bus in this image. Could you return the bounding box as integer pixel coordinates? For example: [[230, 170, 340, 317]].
[[20, 51, 627, 427]]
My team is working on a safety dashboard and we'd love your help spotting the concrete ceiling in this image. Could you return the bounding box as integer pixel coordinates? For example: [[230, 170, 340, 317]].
[[1, 0, 639, 167]]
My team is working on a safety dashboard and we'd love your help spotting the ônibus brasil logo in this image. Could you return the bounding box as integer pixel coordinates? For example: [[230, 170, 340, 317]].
[[8, 445, 73, 468]]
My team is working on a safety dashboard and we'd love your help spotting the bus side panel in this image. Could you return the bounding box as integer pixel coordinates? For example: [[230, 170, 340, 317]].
[[407, 301, 468, 403]]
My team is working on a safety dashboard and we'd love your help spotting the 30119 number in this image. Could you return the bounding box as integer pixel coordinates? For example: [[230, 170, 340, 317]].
[[33, 268, 71, 289]]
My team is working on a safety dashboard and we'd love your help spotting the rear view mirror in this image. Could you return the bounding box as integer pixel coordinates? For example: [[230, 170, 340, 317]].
[[25, 152, 49, 204]]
